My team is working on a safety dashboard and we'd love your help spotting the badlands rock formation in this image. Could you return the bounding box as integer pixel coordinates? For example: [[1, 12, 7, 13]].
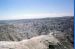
[[0, 33, 60, 49], [0, 16, 73, 49]]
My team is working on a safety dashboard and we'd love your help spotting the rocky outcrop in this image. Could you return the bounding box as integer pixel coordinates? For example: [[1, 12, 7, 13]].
[[0, 33, 60, 49]]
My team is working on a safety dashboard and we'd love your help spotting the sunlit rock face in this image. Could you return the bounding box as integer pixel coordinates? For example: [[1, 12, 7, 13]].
[[0, 33, 60, 49]]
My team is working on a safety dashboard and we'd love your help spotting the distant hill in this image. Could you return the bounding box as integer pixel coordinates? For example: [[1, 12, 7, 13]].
[[0, 16, 74, 49]]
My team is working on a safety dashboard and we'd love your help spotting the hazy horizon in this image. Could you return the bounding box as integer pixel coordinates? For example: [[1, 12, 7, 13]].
[[0, 0, 74, 20]]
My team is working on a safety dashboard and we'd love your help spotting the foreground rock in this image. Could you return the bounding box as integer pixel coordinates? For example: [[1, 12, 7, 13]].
[[0, 33, 60, 49]]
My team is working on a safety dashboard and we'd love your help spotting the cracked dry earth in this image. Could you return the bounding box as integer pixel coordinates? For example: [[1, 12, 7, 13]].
[[0, 33, 60, 49]]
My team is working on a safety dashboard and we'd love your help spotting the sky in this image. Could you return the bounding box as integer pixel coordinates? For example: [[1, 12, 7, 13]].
[[0, 0, 74, 20]]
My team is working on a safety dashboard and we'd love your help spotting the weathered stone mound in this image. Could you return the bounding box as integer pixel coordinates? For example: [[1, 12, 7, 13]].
[[0, 33, 60, 49]]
